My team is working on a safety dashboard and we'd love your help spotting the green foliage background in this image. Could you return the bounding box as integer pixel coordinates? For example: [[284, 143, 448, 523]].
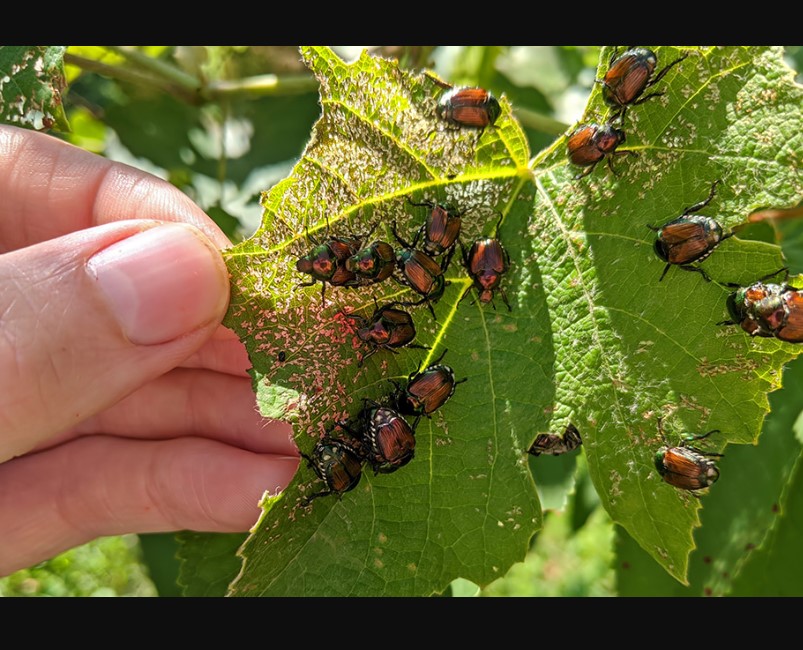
[[1, 46, 802, 597]]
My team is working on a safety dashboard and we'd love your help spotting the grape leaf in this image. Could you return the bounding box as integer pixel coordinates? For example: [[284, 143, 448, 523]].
[[729, 424, 803, 595], [218, 45, 803, 595], [0, 46, 68, 131], [176, 532, 247, 597], [615, 355, 803, 595]]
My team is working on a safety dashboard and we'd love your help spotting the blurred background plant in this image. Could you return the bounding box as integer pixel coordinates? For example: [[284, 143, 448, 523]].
[[1, 45, 801, 596]]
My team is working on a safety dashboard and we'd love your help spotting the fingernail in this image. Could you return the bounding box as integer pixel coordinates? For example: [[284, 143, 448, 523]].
[[86, 224, 229, 345]]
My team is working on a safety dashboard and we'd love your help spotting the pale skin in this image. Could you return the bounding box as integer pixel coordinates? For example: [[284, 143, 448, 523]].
[[0, 124, 299, 577]]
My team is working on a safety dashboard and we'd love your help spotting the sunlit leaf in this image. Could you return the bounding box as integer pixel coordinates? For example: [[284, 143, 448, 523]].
[[615, 355, 803, 595], [0, 46, 68, 131], [215, 45, 803, 594]]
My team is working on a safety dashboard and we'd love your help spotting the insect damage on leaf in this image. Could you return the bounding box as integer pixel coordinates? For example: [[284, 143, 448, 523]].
[[0, 46, 68, 131], [212, 45, 803, 596], [529, 45, 803, 584], [221, 46, 543, 596]]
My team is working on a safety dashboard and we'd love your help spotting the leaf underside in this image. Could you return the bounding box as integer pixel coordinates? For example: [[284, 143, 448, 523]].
[[184, 45, 803, 595]]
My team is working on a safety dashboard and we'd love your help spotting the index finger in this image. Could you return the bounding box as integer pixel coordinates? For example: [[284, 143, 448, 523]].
[[0, 124, 233, 252]]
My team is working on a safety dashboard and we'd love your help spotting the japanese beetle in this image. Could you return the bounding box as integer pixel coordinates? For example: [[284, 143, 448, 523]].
[[566, 121, 637, 180], [720, 276, 779, 338], [296, 233, 363, 303], [345, 240, 396, 284], [342, 401, 417, 475], [300, 436, 365, 504], [749, 289, 803, 343], [392, 221, 449, 320], [721, 269, 803, 342], [460, 237, 512, 311], [424, 72, 501, 132], [343, 300, 430, 365], [527, 424, 583, 457], [407, 197, 462, 259], [654, 418, 722, 492], [390, 349, 467, 428], [597, 47, 688, 119], [647, 180, 730, 282], [436, 86, 501, 130]]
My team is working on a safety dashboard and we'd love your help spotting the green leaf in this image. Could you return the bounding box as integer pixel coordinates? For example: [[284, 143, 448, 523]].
[[528, 447, 579, 512], [217, 46, 803, 595], [730, 435, 803, 595], [176, 532, 247, 597], [224, 45, 541, 597], [569, 457, 601, 532], [137, 533, 182, 597], [535, 45, 803, 584], [615, 355, 803, 595], [0, 46, 69, 131]]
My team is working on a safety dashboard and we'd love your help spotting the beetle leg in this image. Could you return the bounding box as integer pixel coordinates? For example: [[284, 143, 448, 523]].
[[658, 263, 672, 282], [406, 196, 434, 210], [499, 287, 513, 312], [682, 180, 721, 216], [607, 46, 620, 68], [423, 70, 453, 90], [391, 220, 413, 250], [686, 444, 724, 458], [574, 161, 598, 180], [759, 267, 789, 285], [300, 489, 331, 506], [457, 282, 473, 305], [606, 155, 620, 177], [609, 105, 628, 124], [694, 429, 721, 441], [424, 298, 438, 321], [679, 264, 712, 282], [491, 211, 504, 238], [649, 52, 689, 86], [431, 348, 449, 366], [442, 244, 457, 272], [631, 91, 665, 106], [357, 347, 378, 367]]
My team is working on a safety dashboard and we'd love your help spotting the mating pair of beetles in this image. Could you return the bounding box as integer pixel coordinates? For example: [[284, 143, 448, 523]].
[[300, 350, 465, 503], [647, 179, 803, 343], [567, 46, 688, 180]]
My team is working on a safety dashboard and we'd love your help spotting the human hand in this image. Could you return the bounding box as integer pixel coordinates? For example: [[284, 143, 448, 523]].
[[0, 125, 299, 576]]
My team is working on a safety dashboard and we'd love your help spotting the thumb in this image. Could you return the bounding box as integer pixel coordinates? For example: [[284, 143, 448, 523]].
[[0, 220, 230, 461]]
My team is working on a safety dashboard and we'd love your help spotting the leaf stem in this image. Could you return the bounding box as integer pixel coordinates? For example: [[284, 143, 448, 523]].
[[203, 74, 319, 100], [102, 46, 201, 92], [64, 53, 168, 89], [63, 53, 201, 105]]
